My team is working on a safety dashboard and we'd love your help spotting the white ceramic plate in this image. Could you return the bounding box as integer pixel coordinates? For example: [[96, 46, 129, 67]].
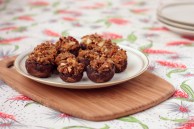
[[159, 19, 194, 36], [14, 45, 149, 89], [157, 15, 194, 31], [158, 3, 194, 26]]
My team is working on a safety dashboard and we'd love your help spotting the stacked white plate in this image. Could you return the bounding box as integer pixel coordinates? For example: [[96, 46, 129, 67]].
[[157, 2, 194, 36]]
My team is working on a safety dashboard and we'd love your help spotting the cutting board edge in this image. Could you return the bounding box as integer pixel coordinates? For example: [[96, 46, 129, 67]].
[[79, 87, 175, 121], [0, 72, 175, 121]]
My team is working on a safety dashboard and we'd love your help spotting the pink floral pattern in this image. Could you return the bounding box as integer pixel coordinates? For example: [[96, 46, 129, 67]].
[[0, 0, 194, 128]]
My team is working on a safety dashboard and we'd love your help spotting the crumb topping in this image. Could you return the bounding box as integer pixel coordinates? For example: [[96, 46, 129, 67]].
[[57, 58, 84, 75], [81, 33, 103, 44], [56, 36, 80, 52], [104, 41, 119, 51], [28, 41, 57, 64], [55, 52, 75, 65], [77, 49, 99, 61], [81, 34, 120, 50], [111, 49, 127, 69], [90, 57, 114, 73], [94, 45, 119, 57], [81, 33, 106, 49]]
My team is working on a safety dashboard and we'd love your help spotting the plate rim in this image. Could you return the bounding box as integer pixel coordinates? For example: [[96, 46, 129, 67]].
[[14, 45, 149, 89], [157, 17, 194, 32], [158, 19, 194, 36], [157, 2, 194, 26], [157, 15, 194, 31]]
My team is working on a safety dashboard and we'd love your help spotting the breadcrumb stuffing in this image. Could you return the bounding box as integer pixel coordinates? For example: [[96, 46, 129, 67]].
[[56, 36, 80, 52], [55, 52, 75, 65], [28, 41, 57, 64], [90, 57, 114, 73], [57, 58, 84, 75], [77, 49, 99, 61], [111, 49, 127, 70]]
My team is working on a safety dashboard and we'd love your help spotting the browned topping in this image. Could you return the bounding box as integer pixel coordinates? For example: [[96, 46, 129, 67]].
[[93, 45, 119, 57], [90, 57, 114, 73], [81, 34, 120, 58], [77, 49, 99, 61], [56, 36, 80, 52], [111, 49, 127, 69], [55, 52, 75, 65], [103, 40, 119, 49], [81, 33, 105, 49], [81, 33, 103, 44], [28, 41, 57, 64], [57, 58, 84, 75]]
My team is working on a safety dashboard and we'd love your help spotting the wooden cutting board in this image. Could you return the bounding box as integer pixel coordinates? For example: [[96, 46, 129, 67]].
[[0, 56, 175, 121]]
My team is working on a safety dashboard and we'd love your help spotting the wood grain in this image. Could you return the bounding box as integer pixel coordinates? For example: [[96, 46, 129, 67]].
[[0, 57, 175, 121]]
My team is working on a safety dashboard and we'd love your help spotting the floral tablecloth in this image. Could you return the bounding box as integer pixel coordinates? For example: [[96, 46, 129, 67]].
[[1, 0, 194, 129]]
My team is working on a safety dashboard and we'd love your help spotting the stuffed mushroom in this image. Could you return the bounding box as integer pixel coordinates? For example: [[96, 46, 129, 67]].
[[111, 49, 127, 73], [55, 52, 75, 66], [86, 57, 115, 83], [77, 49, 99, 70], [80, 33, 105, 50], [56, 36, 80, 56], [25, 41, 57, 78], [57, 58, 84, 82]]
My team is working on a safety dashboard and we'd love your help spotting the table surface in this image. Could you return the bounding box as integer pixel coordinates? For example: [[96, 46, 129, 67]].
[[1, 0, 194, 129]]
